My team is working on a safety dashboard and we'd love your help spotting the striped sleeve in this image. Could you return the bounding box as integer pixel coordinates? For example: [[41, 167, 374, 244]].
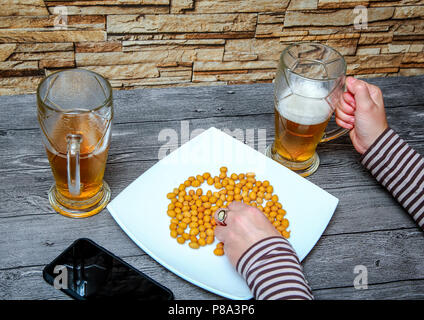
[[236, 236, 313, 300], [360, 127, 424, 230]]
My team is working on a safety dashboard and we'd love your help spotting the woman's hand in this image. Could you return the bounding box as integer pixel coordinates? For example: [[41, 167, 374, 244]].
[[214, 201, 281, 267], [336, 76, 388, 154]]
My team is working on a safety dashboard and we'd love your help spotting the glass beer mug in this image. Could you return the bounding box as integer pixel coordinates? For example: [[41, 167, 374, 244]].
[[37, 69, 113, 218], [266, 42, 348, 177]]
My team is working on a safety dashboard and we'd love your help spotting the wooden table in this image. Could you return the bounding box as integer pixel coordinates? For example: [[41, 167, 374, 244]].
[[1, 75, 423, 300]]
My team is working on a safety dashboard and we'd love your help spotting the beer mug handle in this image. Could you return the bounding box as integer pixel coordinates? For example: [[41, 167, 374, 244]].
[[66, 134, 82, 196], [320, 127, 349, 143]]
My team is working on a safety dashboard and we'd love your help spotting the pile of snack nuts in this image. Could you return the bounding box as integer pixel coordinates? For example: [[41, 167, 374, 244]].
[[166, 167, 290, 256]]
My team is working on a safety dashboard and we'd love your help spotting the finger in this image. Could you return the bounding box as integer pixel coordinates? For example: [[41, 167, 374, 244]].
[[227, 201, 246, 212], [336, 107, 355, 125], [336, 116, 354, 130], [366, 83, 384, 107], [346, 77, 375, 110], [214, 225, 228, 243], [342, 91, 356, 108], [339, 95, 355, 115]]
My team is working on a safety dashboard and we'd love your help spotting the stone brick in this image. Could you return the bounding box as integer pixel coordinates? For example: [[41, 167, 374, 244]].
[[280, 33, 360, 42], [398, 68, 424, 76], [325, 38, 359, 55], [193, 60, 277, 72], [223, 52, 258, 61], [39, 59, 75, 68], [255, 24, 285, 38], [193, 70, 275, 82], [158, 66, 192, 78], [76, 50, 197, 66], [284, 7, 395, 27], [393, 6, 424, 19], [0, 0, 422, 95], [0, 30, 106, 43], [10, 50, 75, 69], [82, 63, 160, 80], [224, 39, 254, 52], [44, 0, 170, 5], [109, 76, 191, 88], [0, 15, 104, 30], [194, 48, 224, 61], [346, 54, 403, 74], [358, 32, 393, 44], [381, 44, 410, 54], [16, 43, 74, 53], [188, 0, 290, 13], [347, 66, 399, 75], [121, 39, 225, 51], [0, 61, 38, 70], [257, 14, 285, 24], [368, 0, 424, 8], [0, 44, 17, 62], [409, 44, 424, 53], [10, 51, 74, 62], [402, 52, 424, 64], [48, 5, 169, 15], [288, 0, 318, 10], [253, 38, 288, 61], [107, 14, 257, 34], [76, 42, 122, 53], [0, 76, 43, 95], [183, 32, 255, 40], [318, 0, 369, 9], [356, 47, 381, 55], [1, 0, 48, 16], [170, 0, 194, 13]]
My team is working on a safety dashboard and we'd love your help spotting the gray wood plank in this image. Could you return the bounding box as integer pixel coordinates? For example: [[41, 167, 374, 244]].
[[313, 279, 424, 300], [0, 260, 219, 300], [1, 212, 423, 281], [1, 104, 423, 172], [1, 107, 422, 235], [2, 262, 424, 300], [1, 75, 423, 132], [0, 160, 420, 236], [1, 75, 424, 300], [302, 228, 424, 290], [1, 226, 423, 300]]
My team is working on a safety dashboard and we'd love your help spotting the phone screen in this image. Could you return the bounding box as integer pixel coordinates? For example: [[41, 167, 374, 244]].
[[43, 238, 174, 300]]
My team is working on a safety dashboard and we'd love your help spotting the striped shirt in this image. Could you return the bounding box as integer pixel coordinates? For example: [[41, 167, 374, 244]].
[[236, 236, 313, 300], [360, 128, 424, 230], [237, 128, 424, 300]]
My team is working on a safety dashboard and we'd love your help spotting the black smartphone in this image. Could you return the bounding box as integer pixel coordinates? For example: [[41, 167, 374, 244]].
[[43, 238, 174, 300]]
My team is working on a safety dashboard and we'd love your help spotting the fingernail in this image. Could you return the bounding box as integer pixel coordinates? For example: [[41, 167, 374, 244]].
[[347, 77, 357, 84]]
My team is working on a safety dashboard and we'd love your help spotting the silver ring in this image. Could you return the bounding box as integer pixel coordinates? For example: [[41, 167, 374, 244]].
[[216, 208, 228, 225]]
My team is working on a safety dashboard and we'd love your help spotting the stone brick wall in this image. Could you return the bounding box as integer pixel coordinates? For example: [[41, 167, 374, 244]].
[[0, 0, 423, 95]]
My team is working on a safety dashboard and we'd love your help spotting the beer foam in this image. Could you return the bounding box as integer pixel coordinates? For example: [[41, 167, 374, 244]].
[[277, 82, 332, 125]]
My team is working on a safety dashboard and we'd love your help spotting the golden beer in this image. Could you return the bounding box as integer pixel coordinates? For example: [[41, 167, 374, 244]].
[[272, 91, 332, 163], [45, 113, 110, 203], [37, 69, 113, 218], [267, 42, 347, 177], [273, 109, 329, 163]]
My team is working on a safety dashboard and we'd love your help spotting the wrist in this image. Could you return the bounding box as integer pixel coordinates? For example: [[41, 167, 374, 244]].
[[359, 127, 394, 165], [236, 236, 294, 277], [366, 122, 389, 151]]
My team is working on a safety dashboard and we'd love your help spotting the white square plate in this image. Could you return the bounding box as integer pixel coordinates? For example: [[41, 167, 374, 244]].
[[107, 127, 338, 300]]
